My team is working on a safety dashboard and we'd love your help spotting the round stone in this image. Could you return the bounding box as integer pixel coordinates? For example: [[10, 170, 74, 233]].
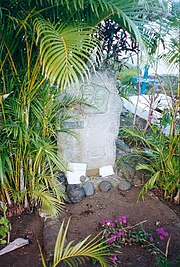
[[80, 175, 87, 183], [99, 181, 113, 192], [133, 176, 142, 186], [83, 181, 95, 196], [116, 139, 131, 153], [67, 187, 85, 203], [118, 179, 131, 191]]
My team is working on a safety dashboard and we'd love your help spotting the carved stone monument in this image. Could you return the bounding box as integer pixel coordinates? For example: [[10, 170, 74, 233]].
[[57, 70, 122, 173]]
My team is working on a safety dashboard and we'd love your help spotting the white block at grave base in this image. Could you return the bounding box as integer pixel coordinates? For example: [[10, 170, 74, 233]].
[[66, 162, 87, 184], [99, 165, 114, 177]]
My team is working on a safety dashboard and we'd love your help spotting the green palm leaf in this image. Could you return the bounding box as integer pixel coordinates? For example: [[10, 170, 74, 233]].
[[70, 0, 162, 49], [35, 19, 98, 89], [161, 36, 180, 71], [34, 187, 65, 217]]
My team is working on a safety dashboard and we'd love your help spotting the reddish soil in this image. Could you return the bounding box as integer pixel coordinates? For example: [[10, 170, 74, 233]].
[[0, 187, 179, 267]]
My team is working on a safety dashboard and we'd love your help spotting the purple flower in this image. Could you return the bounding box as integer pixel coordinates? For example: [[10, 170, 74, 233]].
[[149, 236, 154, 242], [107, 235, 116, 244], [156, 228, 169, 238], [163, 231, 169, 237], [159, 235, 165, 240], [109, 223, 115, 229], [156, 228, 165, 234], [117, 231, 124, 237], [101, 220, 107, 225], [144, 232, 148, 236], [110, 255, 118, 263], [119, 216, 127, 224]]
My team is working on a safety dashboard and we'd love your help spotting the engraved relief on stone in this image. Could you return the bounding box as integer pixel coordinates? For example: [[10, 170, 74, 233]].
[[82, 83, 110, 114]]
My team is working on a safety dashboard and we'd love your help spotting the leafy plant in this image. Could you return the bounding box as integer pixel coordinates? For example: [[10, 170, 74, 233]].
[[100, 215, 171, 266], [160, 0, 180, 72], [0, 36, 90, 216], [116, 67, 138, 100], [1, 0, 165, 90], [117, 67, 138, 86], [39, 218, 110, 267], [120, 125, 179, 201], [0, 202, 11, 245], [118, 69, 179, 201]]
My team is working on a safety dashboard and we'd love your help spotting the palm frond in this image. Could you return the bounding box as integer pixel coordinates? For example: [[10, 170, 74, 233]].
[[35, 19, 99, 89], [71, 0, 163, 49], [52, 218, 109, 267], [161, 36, 180, 71], [34, 187, 65, 217]]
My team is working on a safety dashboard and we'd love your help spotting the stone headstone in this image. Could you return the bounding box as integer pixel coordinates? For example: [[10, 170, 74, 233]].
[[57, 70, 122, 175]]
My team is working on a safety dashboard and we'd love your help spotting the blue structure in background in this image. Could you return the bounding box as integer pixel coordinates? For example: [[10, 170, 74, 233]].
[[131, 65, 150, 94], [141, 65, 150, 94]]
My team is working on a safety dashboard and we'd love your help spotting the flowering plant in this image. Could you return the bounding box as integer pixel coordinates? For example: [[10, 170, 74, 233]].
[[101, 216, 153, 247], [100, 216, 170, 265]]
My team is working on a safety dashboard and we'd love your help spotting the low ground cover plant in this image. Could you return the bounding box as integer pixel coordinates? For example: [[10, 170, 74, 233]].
[[100, 215, 171, 266], [0, 202, 11, 245]]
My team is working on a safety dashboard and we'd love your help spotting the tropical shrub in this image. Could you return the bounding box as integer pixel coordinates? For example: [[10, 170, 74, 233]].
[[119, 124, 179, 202], [0, 38, 89, 216], [118, 56, 179, 201]]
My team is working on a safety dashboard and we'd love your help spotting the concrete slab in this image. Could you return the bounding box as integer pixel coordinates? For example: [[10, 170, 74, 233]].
[[122, 93, 173, 135]]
